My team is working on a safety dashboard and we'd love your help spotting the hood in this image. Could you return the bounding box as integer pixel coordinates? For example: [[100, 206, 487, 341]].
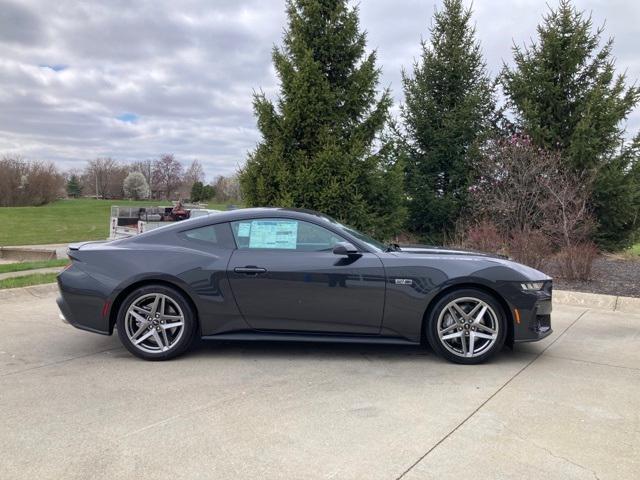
[[398, 244, 507, 260], [396, 244, 551, 281]]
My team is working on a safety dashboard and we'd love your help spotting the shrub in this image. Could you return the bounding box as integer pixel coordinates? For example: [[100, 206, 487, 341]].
[[393, 231, 422, 246], [462, 220, 506, 254], [556, 242, 598, 281], [507, 228, 553, 271]]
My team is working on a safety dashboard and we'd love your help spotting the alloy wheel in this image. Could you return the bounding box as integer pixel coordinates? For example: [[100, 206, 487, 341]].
[[436, 297, 499, 358], [124, 293, 185, 354]]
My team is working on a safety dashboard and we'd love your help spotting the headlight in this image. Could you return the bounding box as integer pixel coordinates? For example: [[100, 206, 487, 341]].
[[521, 282, 545, 291]]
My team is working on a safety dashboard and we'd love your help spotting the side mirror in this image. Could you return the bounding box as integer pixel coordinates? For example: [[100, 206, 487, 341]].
[[333, 242, 359, 256]]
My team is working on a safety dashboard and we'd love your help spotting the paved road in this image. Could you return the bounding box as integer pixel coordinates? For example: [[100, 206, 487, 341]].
[[1, 288, 638, 480]]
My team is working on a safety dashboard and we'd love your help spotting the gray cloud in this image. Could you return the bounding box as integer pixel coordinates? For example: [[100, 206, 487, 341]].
[[0, 0, 45, 45], [0, 0, 638, 179]]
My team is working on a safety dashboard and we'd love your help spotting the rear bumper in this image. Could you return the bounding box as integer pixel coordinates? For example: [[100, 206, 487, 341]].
[[56, 270, 112, 335], [56, 294, 110, 335]]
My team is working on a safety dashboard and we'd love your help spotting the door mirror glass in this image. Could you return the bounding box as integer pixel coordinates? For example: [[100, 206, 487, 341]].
[[332, 242, 359, 256]]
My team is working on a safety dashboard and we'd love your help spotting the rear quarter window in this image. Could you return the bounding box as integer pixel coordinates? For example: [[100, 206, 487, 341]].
[[181, 223, 235, 249]]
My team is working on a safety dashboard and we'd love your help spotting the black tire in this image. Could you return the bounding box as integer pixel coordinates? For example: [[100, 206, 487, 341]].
[[116, 284, 197, 361], [425, 288, 507, 365]]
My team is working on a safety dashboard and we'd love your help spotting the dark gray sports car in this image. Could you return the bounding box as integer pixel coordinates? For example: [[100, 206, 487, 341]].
[[57, 208, 552, 364]]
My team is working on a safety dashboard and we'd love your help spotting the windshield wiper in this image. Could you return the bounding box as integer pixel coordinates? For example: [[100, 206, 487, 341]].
[[385, 243, 401, 252]]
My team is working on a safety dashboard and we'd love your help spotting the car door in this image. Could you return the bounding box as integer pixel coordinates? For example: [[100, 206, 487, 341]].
[[227, 217, 386, 334]]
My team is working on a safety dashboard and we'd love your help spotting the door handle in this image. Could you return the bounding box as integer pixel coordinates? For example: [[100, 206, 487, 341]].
[[234, 266, 267, 275]]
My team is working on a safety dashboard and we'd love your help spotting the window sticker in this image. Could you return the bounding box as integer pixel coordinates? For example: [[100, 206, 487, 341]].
[[249, 220, 298, 249], [237, 222, 251, 237]]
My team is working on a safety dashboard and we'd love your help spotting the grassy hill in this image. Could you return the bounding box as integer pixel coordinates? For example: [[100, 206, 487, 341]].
[[0, 198, 229, 246]]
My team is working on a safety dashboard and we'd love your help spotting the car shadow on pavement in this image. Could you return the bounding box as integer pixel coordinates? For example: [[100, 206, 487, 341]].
[[193, 339, 429, 359], [70, 333, 540, 367], [180, 338, 538, 366]]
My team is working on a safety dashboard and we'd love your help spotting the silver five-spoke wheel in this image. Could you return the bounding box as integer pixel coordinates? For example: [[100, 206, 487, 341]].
[[436, 297, 499, 358], [124, 293, 185, 354]]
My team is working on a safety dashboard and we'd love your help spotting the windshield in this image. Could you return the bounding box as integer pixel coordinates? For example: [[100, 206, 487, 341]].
[[341, 226, 387, 252], [312, 211, 387, 252]]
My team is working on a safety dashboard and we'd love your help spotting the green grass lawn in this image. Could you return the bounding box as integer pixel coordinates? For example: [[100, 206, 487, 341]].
[[0, 259, 70, 274], [0, 198, 230, 246], [0, 272, 59, 289]]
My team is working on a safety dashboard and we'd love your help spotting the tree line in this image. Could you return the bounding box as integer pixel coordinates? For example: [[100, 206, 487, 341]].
[[0, 154, 241, 206], [240, 0, 640, 257]]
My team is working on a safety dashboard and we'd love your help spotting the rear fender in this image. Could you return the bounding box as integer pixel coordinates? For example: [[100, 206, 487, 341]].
[[106, 273, 202, 333]]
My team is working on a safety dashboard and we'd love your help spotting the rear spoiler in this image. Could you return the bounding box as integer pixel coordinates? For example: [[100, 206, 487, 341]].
[[68, 241, 107, 251]]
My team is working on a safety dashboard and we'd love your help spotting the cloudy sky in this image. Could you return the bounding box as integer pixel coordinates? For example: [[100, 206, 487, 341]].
[[1, 0, 638, 179]]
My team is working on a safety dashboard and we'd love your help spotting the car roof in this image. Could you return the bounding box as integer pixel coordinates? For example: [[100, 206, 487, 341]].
[[204, 207, 337, 224], [123, 207, 339, 244]]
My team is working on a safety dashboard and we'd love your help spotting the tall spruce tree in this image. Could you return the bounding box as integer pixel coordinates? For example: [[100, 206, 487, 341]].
[[240, 0, 404, 238], [401, 0, 494, 242], [502, 0, 640, 249], [66, 174, 82, 198]]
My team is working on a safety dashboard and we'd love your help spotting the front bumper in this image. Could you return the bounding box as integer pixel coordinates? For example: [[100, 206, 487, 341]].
[[513, 297, 552, 342], [509, 281, 553, 343]]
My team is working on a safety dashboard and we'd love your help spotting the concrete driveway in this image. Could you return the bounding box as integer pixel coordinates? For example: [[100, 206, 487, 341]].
[[1, 286, 638, 480]]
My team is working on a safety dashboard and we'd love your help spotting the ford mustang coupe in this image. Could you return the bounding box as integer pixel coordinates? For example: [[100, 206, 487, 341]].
[[57, 208, 552, 364]]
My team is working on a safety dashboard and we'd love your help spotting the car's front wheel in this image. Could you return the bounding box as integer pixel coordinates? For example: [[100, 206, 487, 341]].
[[426, 288, 507, 364], [116, 285, 197, 360]]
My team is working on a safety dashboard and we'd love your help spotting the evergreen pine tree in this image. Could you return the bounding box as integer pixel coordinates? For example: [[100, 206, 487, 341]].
[[66, 174, 82, 198], [502, 0, 640, 249], [191, 181, 204, 202], [240, 0, 404, 238], [400, 0, 495, 243]]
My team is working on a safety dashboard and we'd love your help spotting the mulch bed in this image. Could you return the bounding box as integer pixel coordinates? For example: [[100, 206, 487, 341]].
[[548, 255, 640, 298]]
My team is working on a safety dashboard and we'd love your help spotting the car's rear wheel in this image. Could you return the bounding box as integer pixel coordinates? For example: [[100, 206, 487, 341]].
[[116, 285, 196, 360], [426, 288, 507, 364]]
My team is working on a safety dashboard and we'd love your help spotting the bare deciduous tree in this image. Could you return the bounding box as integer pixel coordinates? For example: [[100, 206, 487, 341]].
[[184, 160, 205, 185], [131, 160, 154, 197], [0, 155, 64, 206], [470, 136, 553, 233], [540, 168, 595, 249], [466, 135, 598, 278], [152, 154, 184, 200], [84, 157, 123, 199], [213, 174, 241, 202], [179, 159, 206, 199], [470, 135, 595, 247]]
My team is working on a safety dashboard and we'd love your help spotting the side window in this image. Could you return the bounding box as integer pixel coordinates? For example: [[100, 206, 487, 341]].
[[231, 218, 344, 251], [182, 223, 235, 248]]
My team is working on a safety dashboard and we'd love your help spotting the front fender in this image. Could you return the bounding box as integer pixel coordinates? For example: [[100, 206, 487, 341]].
[[378, 256, 544, 342]]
